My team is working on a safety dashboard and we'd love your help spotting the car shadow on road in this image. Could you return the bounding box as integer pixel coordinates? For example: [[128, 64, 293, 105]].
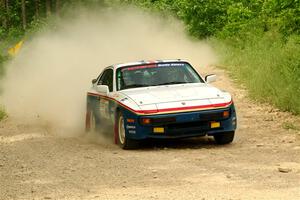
[[138, 136, 228, 150]]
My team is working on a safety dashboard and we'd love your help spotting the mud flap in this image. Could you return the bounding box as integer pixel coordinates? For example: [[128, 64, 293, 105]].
[[85, 110, 91, 132], [114, 113, 118, 144]]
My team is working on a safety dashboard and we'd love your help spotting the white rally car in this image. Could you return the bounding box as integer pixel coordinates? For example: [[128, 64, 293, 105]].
[[86, 60, 237, 149]]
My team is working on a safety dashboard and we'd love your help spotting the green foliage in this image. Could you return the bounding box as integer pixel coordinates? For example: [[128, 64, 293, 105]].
[[0, 0, 109, 77], [219, 1, 264, 38], [282, 121, 300, 131], [0, 107, 6, 121], [261, 0, 300, 35], [0, 53, 7, 78], [124, 0, 300, 115], [125, 0, 231, 38], [124, 0, 300, 39], [212, 31, 300, 114], [0, 0, 299, 115], [174, 0, 230, 38]]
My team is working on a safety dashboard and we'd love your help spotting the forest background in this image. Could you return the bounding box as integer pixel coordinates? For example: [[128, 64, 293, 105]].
[[0, 0, 299, 121]]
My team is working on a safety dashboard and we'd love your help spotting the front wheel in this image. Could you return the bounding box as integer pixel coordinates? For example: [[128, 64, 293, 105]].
[[116, 112, 138, 149], [214, 131, 235, 145]]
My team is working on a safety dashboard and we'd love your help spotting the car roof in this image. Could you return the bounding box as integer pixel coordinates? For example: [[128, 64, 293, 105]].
[[113, 59, 188, 69]]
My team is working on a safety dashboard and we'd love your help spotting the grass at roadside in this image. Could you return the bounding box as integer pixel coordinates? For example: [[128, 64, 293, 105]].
[[282, 122, 300, 131], [211, 31, 300, 115], [126, 0, 300, 116], [0, 107, 7, 121], [0, 52, 8, 79]]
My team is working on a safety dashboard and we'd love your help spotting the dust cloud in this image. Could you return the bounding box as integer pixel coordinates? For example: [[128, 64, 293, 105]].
[[0, 7, 217, 136]]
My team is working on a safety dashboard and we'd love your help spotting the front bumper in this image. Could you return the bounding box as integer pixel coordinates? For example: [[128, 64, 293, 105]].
[[121, 104, 237, 140]]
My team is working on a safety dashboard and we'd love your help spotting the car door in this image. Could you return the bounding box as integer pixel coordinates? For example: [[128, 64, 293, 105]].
[[97, 68, 114, 122]]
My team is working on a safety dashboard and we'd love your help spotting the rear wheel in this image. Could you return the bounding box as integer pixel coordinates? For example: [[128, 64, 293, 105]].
[[214, 131, 235, 145], [116, 112, 138, 149]]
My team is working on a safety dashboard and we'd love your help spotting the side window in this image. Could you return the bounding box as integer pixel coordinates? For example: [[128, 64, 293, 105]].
[[98, 69, 113, 92]]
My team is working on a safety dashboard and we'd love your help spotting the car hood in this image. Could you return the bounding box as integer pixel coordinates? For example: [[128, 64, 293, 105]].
[[119, 83, 231, 111]]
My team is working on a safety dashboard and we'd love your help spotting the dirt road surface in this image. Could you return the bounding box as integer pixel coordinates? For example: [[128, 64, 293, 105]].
[[1, 67, 300, 200]]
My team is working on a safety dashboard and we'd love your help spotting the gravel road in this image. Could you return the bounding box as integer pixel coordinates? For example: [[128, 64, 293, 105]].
[[1, 67, 300, 200]]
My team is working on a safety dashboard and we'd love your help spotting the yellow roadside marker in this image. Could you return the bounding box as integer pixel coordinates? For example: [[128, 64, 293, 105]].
[[8, 40, 24, 56]]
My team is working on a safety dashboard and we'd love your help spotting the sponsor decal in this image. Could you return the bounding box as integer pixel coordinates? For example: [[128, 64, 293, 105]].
[[128, 130, 136, 134], [157, 63, 184, 67], [121, 62, 185, 71], [122, 64, 157, 71], [126, 125, 136, 129]]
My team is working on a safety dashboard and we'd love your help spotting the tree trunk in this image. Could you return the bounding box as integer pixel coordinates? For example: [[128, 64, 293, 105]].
[[21, 0, 26, 29], [35, 0, 39, 18], [46, 0, 51, 17], [1, 0, 8, 29], [1, 0, 4, 28], [56, 0, 60, 16]]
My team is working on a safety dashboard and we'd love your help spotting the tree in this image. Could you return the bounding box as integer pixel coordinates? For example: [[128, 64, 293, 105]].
[[21, 0, 26, 29], [1, 0, 9, 29], [46, 0, 51, 16], [35, 0, 40, 18], [56, 0, 60, 16]]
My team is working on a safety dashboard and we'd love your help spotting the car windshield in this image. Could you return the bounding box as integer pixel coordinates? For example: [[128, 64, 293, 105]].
[[116, 62, 204, 91]]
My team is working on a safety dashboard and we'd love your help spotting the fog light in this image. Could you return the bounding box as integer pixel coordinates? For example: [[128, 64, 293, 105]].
[[141, 118, 152, 125], [153, 127, 164, 133]]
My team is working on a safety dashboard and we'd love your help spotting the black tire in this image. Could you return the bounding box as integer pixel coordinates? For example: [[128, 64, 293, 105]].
[[214, 131, 235, 145], [116, 112, 139, 149]]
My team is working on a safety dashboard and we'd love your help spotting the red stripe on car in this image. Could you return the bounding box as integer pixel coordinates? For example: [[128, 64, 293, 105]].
[[87, 92, 232, 115]]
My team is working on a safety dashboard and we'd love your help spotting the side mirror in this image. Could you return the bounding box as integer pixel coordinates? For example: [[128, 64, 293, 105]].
[[205, 74, 217, 83], [95, 85, 109, 95], [92, 79, 97, 84]]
